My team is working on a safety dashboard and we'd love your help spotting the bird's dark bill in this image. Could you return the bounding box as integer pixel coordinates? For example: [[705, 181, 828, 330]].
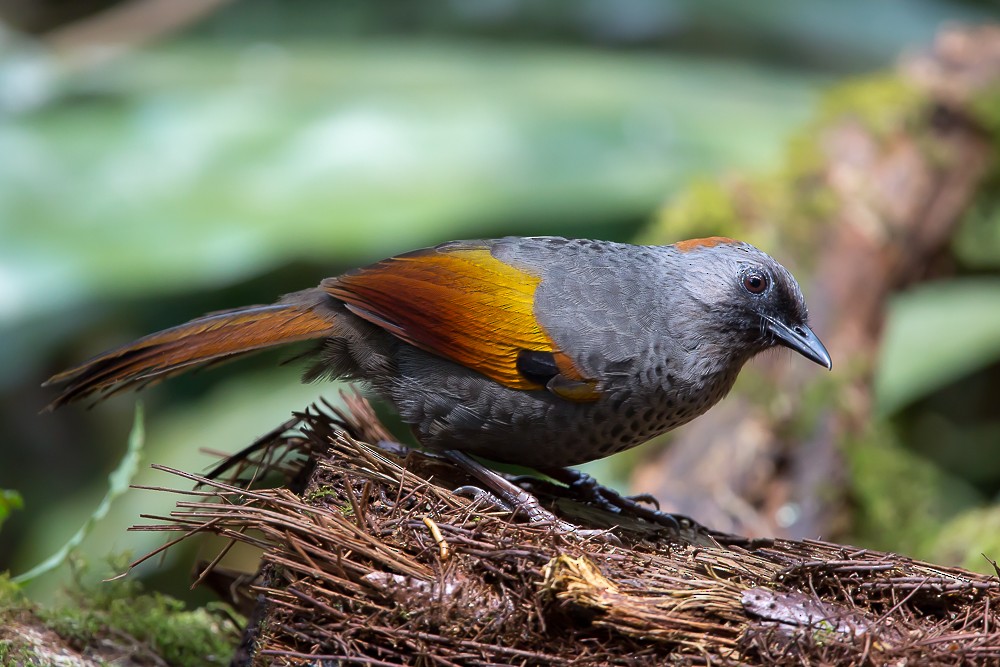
[[766, 318, 832, 370]]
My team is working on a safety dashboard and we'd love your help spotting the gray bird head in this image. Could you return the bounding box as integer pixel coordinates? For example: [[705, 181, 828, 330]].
[[670, 238, 832, 370]]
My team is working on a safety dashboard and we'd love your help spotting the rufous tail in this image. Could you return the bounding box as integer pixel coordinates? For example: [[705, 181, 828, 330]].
[[44, 291, 337, 410]]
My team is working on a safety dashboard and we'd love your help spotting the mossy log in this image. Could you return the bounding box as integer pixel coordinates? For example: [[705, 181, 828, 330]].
[[133, 398, 1000, 666], [635, 24, 1000, 552]]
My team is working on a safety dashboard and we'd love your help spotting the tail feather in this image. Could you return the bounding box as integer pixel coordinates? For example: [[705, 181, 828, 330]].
[[44, 297, 337, 410]]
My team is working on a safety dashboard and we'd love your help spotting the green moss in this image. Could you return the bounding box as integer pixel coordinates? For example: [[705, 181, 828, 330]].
[[646, 179, 741, 243], [305, 486, 342, 503], [811, 618, 837, 646], [773, 76, 926, 251], [0, 573, 26, 617], [816, 75, 926, 138], [37, 564, 242, 667], [646, 74, 930, 253], [0, 639, 45, 667], [0, 575, 44, 666], [0, 570, 240, 666]]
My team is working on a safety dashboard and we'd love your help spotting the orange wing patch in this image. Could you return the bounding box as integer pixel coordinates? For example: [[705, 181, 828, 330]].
[[673, 236, 737, 252], [325, 245, 560, 390]]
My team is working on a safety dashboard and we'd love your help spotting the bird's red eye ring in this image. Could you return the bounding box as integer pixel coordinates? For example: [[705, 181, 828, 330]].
[[742, 273, 768, 294]]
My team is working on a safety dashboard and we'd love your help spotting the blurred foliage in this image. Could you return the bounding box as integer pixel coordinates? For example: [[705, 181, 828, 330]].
[[0, 489, 23, 532], [0, 41, 822, 385], [847, 423, 983, 559], [931, 505, 1000, 573], [188, 0, 990, 73], [2, 0, 1000, 607], [876, 280, 1000, 415], [955, 194, 1000, 269]]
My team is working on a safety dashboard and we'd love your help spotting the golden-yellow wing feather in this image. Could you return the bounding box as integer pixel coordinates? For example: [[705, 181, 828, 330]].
[[325, 245, 557, 391]]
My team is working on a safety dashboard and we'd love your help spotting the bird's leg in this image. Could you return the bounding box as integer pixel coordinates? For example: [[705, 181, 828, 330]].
[[540, 466, 684, 532], [452, 485, 510, 510], [443, 450, 610, 536], [443, 450, 571, 528], [371, 439, 555, 524]]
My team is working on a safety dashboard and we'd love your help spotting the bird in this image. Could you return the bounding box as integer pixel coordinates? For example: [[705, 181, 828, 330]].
[[45, 236, 831, 527]]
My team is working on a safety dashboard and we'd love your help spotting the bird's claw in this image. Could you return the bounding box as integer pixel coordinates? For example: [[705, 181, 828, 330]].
[[548, 468, 682, 533], [453, 485, 510, 511], [444, 451, 621, 543]]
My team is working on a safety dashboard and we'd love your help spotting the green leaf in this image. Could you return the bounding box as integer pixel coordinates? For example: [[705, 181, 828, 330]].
[[0, 489, 24, 532], [17, 371, 339, 585], [13, 404, 144, 584], [875, 279, 1000, 414]]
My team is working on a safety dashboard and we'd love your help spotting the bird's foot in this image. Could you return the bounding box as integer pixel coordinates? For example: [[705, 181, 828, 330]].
[[542, 467, 687, 533], [444, 451, 617, 540]]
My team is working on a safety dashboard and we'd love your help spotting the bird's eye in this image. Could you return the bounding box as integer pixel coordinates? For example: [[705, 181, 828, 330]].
[[742, 272, 768, 294]]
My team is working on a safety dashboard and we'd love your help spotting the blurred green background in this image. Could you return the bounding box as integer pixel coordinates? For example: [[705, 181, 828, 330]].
[[3, 0, 1000, 605]]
